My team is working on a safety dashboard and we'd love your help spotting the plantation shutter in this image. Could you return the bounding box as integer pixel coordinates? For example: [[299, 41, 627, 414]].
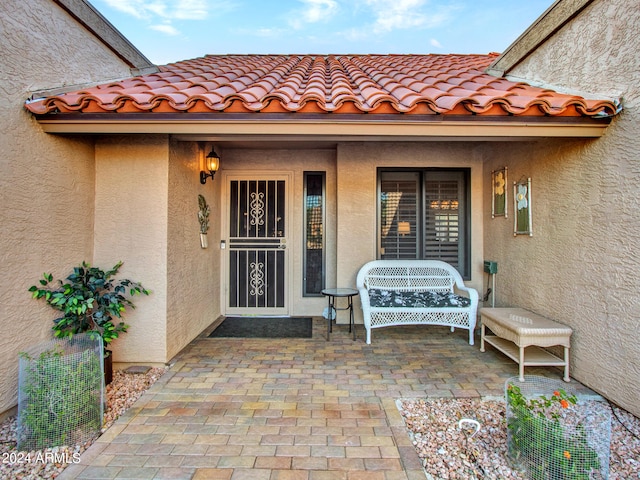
[[377, 169, 469, 278], [424, 171, 465, 272], [379, 172, 419, 259]]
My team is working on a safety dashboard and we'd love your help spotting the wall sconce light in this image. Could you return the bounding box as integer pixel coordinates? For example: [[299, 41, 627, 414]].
[[200, 145, 220, 184], [397, 221, 411, 236]]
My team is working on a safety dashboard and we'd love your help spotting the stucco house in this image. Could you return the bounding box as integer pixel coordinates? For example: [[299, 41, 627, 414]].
[[1, 0, 638, 420]]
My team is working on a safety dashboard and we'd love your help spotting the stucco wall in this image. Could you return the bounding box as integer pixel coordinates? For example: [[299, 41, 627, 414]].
[[483, 0, 640, 416], [94, 136, 169, 364], [504, 0, 635, 103], [165, 141, 221, 361], [0, 0, 136, 415], [2, 0, 136, 93]]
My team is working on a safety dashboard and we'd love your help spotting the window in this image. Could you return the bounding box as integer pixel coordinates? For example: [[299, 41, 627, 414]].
[[303, 172, 325, 295], [378, 169, 470, 278], [379, 172, 419, 259]]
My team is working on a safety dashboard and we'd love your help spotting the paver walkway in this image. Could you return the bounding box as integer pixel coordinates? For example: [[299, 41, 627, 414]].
[[59, 318, 594, 479]]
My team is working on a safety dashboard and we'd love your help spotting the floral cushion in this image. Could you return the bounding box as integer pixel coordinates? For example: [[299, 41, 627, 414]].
[[368, 289, 471, 308]]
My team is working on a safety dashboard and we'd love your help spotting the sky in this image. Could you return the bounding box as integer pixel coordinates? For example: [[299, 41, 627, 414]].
[[91, 0, 556, 65]]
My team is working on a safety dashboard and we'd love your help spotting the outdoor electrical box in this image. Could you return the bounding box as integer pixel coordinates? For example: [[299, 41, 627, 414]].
[[484, 260, 498, 275]]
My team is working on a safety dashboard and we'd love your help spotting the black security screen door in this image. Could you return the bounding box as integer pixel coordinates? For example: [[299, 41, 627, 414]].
[[228, 179, 287, 312]]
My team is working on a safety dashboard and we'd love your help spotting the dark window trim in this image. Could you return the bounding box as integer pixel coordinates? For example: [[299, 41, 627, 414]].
[[303, 171, 326, 297]]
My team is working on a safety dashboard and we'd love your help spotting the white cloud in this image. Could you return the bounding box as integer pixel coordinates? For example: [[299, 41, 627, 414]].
[[101, 0, 210, 21], [361, 0, 454, 33], [288, 0, 339, 29], [430, 38, 442, 48], [102, 0, 147, 18], [302, 0, 338, 22], [150, 24, 181, 35], [101, 0, 217, 41], [173, 0, 209, 20]]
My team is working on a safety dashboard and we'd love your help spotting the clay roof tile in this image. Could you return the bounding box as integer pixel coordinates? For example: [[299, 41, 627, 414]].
[[24, 53, 618, 118]]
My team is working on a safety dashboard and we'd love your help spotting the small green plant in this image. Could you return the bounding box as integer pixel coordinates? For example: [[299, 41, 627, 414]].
[[29, 261, 150, 349], [506, 383, 601, 480], [18, 344, 102, 450]]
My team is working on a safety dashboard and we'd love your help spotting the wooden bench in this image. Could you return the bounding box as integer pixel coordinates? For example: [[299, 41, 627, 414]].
[[480, 307, 573, 382], [356, 260, 479, 345]]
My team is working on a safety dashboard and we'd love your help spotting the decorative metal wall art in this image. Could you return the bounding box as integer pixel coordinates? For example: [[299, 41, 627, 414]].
[[513, 177, 532, 236], [492, 167, 507, 218], [198, 194, 210, 248]]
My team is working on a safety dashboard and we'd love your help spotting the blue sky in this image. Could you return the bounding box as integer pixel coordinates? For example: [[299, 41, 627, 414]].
[[92, 0, 556, 65]]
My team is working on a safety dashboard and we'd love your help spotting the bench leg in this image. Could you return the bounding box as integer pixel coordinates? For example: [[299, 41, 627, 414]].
[[519, 347, 525, 381], [563, 347, 570, 382], [480, 324, 485, 352]]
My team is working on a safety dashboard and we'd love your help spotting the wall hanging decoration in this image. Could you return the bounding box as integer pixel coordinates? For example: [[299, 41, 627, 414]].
[[198, 194, 210, 248], [513, 177, 532, 236], [492, 167, 508, 218]]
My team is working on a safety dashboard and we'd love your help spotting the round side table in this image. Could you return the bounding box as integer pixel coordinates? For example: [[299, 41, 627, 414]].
[[321, 288, 357, 341]]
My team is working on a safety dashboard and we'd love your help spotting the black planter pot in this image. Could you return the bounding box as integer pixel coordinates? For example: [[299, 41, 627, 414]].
[[104, 350, 113, 385]]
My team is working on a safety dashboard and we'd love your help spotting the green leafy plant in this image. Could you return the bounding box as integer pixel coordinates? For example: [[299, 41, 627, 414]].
[[506, 383, 601, 480], [29, 261, 150, 349], [18, 345, 102, 450]]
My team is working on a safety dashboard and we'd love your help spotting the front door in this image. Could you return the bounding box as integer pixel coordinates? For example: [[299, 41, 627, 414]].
[[225, 176, 289, 315]]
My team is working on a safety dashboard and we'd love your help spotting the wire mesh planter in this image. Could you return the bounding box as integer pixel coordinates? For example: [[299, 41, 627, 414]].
[[505, 375, 611, 480], [17, 334, 104, 451]]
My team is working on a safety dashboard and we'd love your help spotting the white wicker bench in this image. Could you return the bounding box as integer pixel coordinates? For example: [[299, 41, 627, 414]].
[[356, 260, 479, 345]]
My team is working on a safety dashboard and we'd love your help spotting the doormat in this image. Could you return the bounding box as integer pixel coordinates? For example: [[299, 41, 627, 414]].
[[208, 317, 313, 338]]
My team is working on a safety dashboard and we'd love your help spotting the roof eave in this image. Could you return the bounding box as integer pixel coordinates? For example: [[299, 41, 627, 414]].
[[33, 113, 612, 139]]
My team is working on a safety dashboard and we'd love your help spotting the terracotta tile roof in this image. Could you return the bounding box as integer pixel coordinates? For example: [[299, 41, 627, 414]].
[[25, 54, 617, 117]]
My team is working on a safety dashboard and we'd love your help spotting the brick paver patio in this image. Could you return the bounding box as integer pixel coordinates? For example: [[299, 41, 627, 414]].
[[59, 318, 594, 479]]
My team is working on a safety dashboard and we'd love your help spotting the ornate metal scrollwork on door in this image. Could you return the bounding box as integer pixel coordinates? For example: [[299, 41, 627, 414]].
[[249, 261, 265, 296], [250, 192, 265, 226]]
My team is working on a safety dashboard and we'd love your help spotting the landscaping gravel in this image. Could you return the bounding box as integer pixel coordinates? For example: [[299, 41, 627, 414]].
[[0, 367, 166, 480], [399, 397, 640, 480]]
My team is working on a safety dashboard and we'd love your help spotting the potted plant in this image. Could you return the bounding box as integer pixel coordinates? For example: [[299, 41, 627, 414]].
[[29, 261, 150, 383]]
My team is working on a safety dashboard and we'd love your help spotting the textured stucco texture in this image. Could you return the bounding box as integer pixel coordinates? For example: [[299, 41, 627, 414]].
[[166, 141, 221, 361], [483, 0, 640, 417], [0, 0, 136, 414], [94, 136, 169, 365]]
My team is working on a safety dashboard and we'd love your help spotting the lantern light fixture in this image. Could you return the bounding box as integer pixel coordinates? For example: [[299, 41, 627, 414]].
[[200, 146, 220, 185]]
